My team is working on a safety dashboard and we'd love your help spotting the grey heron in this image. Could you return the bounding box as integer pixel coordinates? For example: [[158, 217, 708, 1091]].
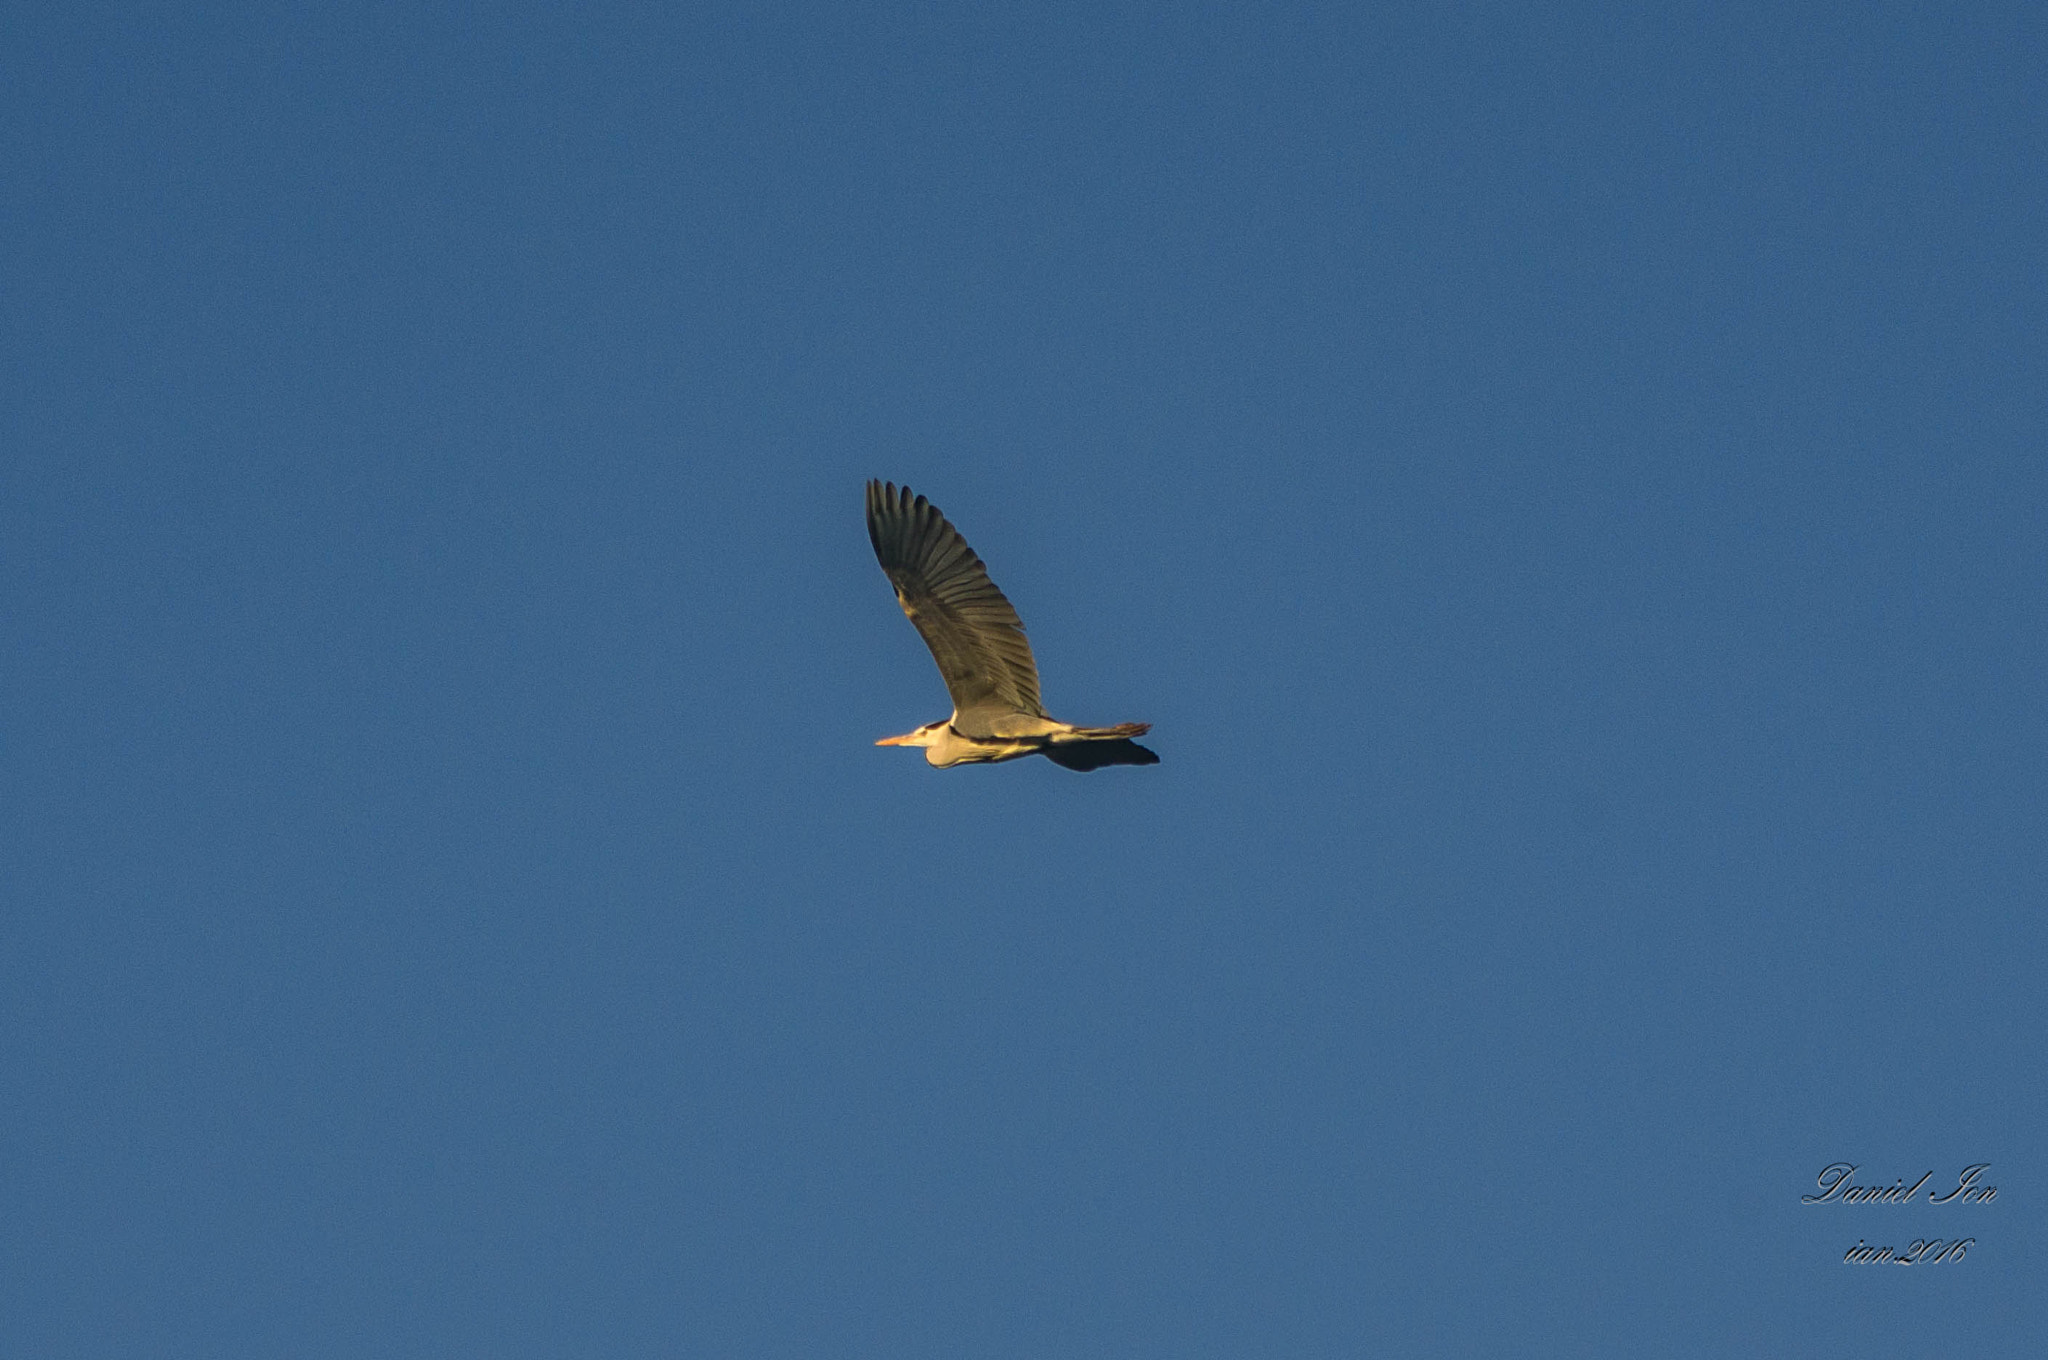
[[866, 480, 1159, 771]]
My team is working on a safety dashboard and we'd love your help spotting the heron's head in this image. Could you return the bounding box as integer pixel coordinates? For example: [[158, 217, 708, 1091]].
[[875, 722, 945, 748]]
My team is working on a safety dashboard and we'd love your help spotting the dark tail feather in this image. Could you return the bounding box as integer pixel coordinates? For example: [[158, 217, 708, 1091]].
[[1042, 739, 1160, 771]]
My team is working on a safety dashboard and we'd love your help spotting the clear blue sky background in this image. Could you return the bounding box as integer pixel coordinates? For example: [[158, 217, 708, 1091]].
[[4, 2, 2043, 1355]]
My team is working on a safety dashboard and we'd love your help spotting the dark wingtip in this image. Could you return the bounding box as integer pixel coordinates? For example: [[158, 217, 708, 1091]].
[[1042, 740, 1160, 771], [867, 480, 938, 568]]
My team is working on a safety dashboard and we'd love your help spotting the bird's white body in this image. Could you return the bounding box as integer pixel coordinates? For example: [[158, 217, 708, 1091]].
[[875, 717, 1150, 768]]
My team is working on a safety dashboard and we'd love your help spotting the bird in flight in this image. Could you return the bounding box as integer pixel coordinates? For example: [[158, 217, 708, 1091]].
[[866, 480, 1158, 771]]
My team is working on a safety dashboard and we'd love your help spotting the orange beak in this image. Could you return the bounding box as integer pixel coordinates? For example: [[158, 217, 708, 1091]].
[[875, 732, 915, 746]]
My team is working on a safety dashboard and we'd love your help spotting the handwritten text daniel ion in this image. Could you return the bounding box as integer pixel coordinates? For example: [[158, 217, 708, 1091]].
[[1802, 1163, 1995, 1265]]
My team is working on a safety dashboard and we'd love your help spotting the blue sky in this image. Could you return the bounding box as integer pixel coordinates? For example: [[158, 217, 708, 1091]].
[[4, 1, 2043, 1354]]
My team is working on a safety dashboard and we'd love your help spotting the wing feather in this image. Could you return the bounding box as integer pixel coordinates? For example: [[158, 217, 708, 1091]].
[[866, 480, 1045, 733]]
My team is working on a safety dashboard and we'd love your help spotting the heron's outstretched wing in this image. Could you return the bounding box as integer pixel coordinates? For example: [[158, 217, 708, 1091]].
[[1042, 738, 1159, 771], [866, 480, 1046, 734]]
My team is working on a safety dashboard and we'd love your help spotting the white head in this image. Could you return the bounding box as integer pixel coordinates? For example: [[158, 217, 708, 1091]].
[[874, 722, 946, 749]]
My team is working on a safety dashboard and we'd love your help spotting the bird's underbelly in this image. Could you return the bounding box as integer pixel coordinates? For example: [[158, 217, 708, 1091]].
[[928, 729, 1041, 767]]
